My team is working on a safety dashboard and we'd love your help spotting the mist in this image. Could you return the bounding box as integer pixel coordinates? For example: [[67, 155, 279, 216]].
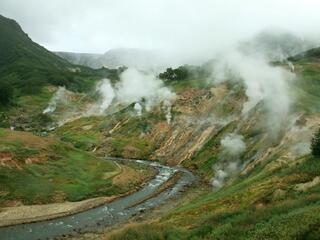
[[85, 68, 176, 122], [211, 133, 246, 189], [115, 68, 176, 109], [211, 48, 295, 136], [86, 79, 115, 116], [134, 102, 143, 116], [43, 87, 66, 114], [220, 133, 246, 157]]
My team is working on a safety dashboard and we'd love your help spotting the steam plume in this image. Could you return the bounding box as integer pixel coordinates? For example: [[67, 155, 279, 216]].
[[134, 102, 143, 116], [87, 68, 176, 121], [87, 79, 115, 115], [43, 87, 66, 114], [211, 133, 246, 189], [211, 50, 295, 135]]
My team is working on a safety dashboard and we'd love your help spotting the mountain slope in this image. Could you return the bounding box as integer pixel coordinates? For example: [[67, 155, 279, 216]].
[[56, 48, 164, 69], [0, 15, 70, 68], [0, 15, 106, 96], [289, 46, 320, 62], [0, 15, 72, 93], [54, 51, 103, 69]]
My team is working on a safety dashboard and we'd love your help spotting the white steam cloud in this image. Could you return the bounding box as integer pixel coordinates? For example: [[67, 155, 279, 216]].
[[212, 162, 239, 189], [212, 50, 295, 135], [43, 68, 176, 125], [87, 68, 176, 121], [43, 87, 66, 114], [86, 79, 115, 116], [220, 133, 246, 157], [163, 101, 173, 124], [134, 102, 143, 116], [211, 133, 246, 189], [288, 124, 314, 159], [116, 68, 176, 110]]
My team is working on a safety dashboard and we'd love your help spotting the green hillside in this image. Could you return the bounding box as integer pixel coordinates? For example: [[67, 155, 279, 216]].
[[0, 15, 71, 94], [0, 15, 70, 68], [0, 15, 119, 103]]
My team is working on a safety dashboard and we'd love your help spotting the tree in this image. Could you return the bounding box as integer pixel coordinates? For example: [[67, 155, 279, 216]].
[[0, 81, 14, 105], [311, 128, 320, 156], [158, 66, 189, 81]]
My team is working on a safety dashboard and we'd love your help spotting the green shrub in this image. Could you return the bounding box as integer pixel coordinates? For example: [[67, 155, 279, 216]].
[[311, 128, 320, 156], [159, 66, 189, 81]]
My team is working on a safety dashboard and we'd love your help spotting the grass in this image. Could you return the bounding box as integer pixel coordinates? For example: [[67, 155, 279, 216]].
[[0, 86, 54, 129], [107, 115, 157, 159], [183, 122, 237, 180], [110, 201, 320, 240], [0, 128, 124, 206], [290, 62, 320, 113], [56, 116, 106, 151], [0, 144, 120, 205], [165, 78, 211, 93], [16, 87, 53, 108], [110, 224, 186, 240], [0, 144, 121, 205], [60, 132, 100, 151], [55, 110, 166, 159], [110, 155, 320, 240]]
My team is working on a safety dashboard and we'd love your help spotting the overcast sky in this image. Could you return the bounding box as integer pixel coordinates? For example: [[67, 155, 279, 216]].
[[1, 0, 320, 56]]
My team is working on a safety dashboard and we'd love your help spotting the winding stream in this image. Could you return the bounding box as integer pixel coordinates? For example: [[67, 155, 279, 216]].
[[0, 158, 196, 240]]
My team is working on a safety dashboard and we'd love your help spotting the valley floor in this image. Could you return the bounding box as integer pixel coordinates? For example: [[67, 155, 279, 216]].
[[0, 161, 156, 227]]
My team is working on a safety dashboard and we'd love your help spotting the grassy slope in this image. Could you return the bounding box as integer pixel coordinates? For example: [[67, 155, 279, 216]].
[[288, 47, 320, 113], [110, 156, 320, 240], [55, 106, 167, 159], [166, 78, 211, 93], [55, 116, 105, 152], [163, 156, 320, 239], [0, 87, 54, 128], [0, 128, 122, 206]]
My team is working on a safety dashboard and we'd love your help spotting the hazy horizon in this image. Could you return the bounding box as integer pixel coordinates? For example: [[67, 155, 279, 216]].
[[1, 0, 320, 61]]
